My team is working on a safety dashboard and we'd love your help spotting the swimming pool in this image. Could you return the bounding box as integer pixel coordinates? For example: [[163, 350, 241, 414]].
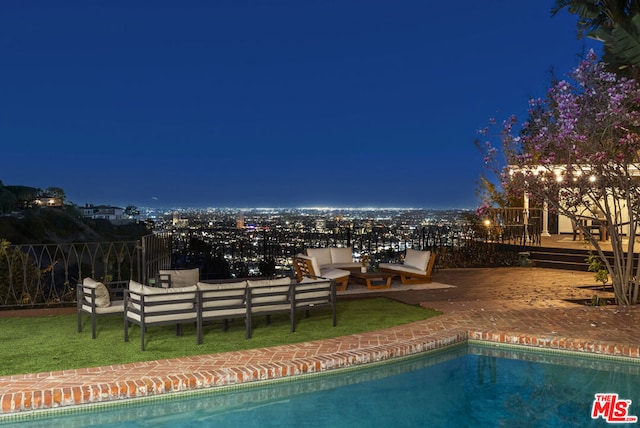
[[3, 342, 640, 427]]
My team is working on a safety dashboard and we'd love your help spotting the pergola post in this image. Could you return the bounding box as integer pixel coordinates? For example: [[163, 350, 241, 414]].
[[542, 200, 551, 237], [524, 193, 530, 242]]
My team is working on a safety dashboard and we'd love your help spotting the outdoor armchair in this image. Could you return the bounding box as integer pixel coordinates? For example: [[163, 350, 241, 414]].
[[379, 248, 436, 284], [292, 254, 350, 291]]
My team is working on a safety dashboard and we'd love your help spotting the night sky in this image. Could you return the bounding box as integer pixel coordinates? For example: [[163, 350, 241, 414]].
[[1, 1, 600, 209]]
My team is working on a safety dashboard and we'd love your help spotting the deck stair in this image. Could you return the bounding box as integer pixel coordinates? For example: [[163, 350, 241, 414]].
[[524, 245, 615, 272]]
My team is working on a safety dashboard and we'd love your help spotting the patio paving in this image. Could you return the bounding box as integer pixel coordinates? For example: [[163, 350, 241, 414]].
[[2, 266, 640, 416]]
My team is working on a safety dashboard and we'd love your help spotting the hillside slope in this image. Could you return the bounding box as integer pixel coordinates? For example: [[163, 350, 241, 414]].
[[0, 207, 151, 244]]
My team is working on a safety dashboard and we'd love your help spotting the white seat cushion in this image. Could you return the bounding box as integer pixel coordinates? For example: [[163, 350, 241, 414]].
[[379, 262, 425, 275], [330, 262, 361, 269], [249, 283, 291, 305], [294, 282, 331, 307], [197, 281, 248, 292], [319, 268, 350, 280], [82, 301, 124, 314], [126, 311, 197, 323], [250, 303, 291, 314], [201, 307, 246, 318]]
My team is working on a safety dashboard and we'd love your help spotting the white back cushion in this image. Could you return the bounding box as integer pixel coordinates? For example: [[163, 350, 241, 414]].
[[330, 247, 353, 264], [197, 281, 248, 292], [306, 248, 332, 267], [159, 268, 199, 288], [128, 280, 196, 312], [197, 281, 247, 309], [247, 277, 292, 287], [404, 249, 431, 272]]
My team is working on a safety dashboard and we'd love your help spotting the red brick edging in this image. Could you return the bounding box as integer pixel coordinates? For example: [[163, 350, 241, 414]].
[[2, 329, 640, 416]]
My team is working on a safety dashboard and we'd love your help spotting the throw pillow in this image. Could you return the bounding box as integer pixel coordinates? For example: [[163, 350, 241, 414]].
[[82, 277, 111, 308]]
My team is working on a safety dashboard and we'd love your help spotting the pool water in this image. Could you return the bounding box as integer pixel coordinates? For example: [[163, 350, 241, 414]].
[[4, 343, 640, 427]]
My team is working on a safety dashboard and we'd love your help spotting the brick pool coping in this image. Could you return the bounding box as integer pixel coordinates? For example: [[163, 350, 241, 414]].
[[2, 316, 640, 416]]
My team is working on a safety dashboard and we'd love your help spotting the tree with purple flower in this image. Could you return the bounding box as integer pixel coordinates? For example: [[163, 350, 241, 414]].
[[478, 50, 640, 305]]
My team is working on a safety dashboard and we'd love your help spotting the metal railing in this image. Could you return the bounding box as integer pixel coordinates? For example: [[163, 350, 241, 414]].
[[0, 240, 141, 309], [0, 220, 534, 309], [140, 232, 172, 285], [169, 223, 527, 279], [0, 232, 174, 309], [480, 207, 543, 246]]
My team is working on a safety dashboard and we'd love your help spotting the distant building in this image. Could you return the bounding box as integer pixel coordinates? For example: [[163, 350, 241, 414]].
[[172, 212, 188, 227], [80, 204, 124, 221], [34, 197, 63, 207]]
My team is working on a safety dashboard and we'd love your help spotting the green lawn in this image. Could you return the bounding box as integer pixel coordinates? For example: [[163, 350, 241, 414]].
[[0, 297, 440, 376]]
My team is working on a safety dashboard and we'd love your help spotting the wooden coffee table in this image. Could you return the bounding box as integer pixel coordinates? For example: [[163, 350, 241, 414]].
[[347, 269, 395, 290]]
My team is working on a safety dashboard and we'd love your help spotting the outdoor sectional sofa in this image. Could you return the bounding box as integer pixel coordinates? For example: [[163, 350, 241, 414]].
[[121, 276, 336, 351]]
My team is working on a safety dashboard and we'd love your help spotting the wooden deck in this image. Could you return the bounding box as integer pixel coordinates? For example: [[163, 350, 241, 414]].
[[538, 234, 639, 253]]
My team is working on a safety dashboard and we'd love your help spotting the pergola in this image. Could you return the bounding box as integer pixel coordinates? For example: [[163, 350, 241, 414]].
[[508, 163, 632, 241]]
